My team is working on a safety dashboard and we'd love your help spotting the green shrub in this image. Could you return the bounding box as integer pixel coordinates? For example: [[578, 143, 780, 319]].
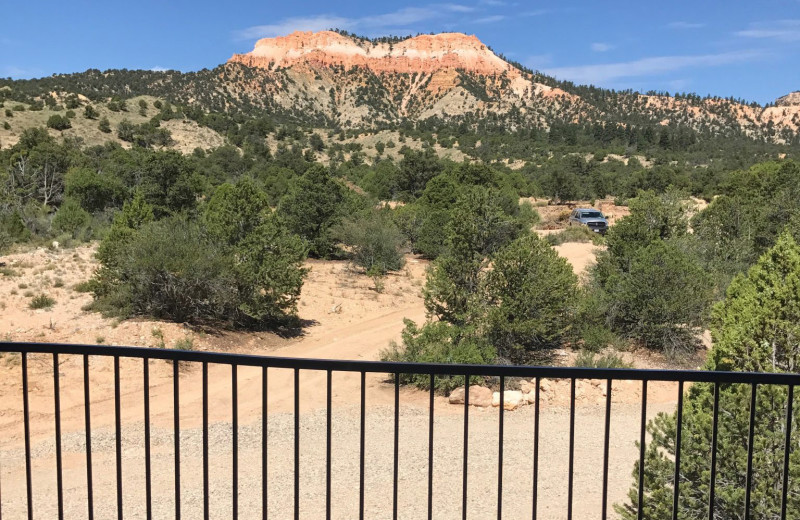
[[203, 178, 270, 246], [380, 320, 494, 393], [65, 167, 126, 213], [73, 280, 95, 293], [173, 336, 194, 350], [83, 105, 99, 119], [92, 214, 308, 327], [484, 233, 579, 362], [579, 324, 620, 352], [335, 209, 406, 275], [423, 186, 524, 324], [46, 114, 71, 131], [545, 226, 605, 246], [277, 165, 349, 258], [573, 350, 631, 368], [0, 211, 31, 241], [52, 198, 91, 238], [29, 294, 55, 309], [618, 233, 800, 520], [518, 200, 541, 228], [0, 230, 11, 254], [601, 240, 713, 355]]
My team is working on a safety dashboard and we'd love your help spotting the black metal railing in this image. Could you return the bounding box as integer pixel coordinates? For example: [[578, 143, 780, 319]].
[[0, 341, 798, 520]]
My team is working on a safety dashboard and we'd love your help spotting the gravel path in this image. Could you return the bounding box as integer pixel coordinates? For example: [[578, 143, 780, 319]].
[[0, 399, 673, 519]]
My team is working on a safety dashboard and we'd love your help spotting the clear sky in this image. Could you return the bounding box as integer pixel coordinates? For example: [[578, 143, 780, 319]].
[[2, 0, 799, 104]]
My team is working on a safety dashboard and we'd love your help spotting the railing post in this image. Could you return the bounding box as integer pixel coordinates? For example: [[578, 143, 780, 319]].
[[781, 385, 794, 520], [672, 380, 684, 520], [708, 383, 720, 520], [567, 378, 576, 520], [637, 380, 648, 520], [84, 355, 94, 520], [53, 353, 63, 520], [428, 373, 435, 520], [22, 352, 32, 520], [115, 356, 123, 519]]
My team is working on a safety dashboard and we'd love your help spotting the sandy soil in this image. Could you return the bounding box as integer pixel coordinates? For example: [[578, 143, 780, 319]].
[[0, 244, 687, 519]]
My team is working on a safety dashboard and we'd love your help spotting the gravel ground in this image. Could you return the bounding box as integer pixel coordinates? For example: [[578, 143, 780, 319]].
[[0, 399, 673, 519]]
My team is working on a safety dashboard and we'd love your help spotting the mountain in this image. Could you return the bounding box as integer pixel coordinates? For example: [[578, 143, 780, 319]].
[[1, 30, 799, 146]]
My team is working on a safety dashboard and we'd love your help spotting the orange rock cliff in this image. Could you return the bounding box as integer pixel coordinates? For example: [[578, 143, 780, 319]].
[[228, 30, 519, 76]]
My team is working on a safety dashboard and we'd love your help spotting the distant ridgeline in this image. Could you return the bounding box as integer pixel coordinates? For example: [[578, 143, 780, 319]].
[[1, 30, 799, 155]]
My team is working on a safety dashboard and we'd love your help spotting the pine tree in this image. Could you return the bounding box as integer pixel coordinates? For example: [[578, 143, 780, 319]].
[[618, 233, 800, 519]]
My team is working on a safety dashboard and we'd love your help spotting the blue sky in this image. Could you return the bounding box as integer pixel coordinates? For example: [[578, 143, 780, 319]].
[[2, 0, 799, 104]]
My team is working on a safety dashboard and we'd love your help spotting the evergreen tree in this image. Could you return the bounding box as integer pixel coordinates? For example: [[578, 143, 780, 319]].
[[618, 233, 800, 519], [484, 233, 578, 362], [277, 164, 348, 258]]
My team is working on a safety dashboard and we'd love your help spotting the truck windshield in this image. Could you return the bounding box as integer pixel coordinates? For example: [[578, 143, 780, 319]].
[[581, 211, 603, 218]]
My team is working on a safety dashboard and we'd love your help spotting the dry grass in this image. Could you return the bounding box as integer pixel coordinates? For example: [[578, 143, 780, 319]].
[[0, 95, 225, 151]]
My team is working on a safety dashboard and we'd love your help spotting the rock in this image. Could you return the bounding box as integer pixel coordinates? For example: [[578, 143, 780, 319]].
[[519, 380, 533, 394], [492, 390, 524, 410], [448, 386, 493, 407], [523, 391, 537, 405], [540, 381, 551, 393], [328, 303, 342, 314], [229, 31, 520, 77], [51, 241, 59, 250]]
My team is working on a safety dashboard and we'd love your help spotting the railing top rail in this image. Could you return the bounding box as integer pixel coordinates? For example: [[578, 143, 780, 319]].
[[1, 341, 798, 385]]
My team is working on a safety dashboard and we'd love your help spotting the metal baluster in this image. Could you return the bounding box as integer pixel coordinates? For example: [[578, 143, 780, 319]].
[[498, 376, 505, 520], [144, 359, 152, 520], [359, 371, 366, 520], [637, 380, 648, 520], [672, 381, 684, 520], [294, 368, 300, 520], [22, 353, 32, 520], [428, 374, 435, 520], [708, 383, 720, 520], [781, 385, 794, 520], [84, 355, 94, 520], [232, 365, 238, 519], [532, 377, 540, 520], [393, 373, 400, 520], [115, 356, 123, 519], [326, 370, 332, 520], [173, 360, 180, 520], [202, 362, 208, 520], [463, 376, 470, 520], [567, 378, 576, 520], [602, 379, 613, 520], [262, 366, 268, 519], [744, 383, 757, 520], [52, 353, 63, 520]]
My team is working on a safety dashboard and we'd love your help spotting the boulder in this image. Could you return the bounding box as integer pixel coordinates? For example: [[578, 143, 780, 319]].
[[492, 390, 524, 410], [519, 380, 533, 394], [448, 385, 493, 407], [523, 391, 537, 405]]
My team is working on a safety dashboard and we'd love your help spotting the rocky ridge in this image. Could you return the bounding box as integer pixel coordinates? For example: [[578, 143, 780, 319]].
[[230, 31, 519, 77], [223, 30, 800, 139]]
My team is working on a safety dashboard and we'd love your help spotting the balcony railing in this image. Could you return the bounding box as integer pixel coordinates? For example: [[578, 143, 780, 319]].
[[0, 341, 797, 519]]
